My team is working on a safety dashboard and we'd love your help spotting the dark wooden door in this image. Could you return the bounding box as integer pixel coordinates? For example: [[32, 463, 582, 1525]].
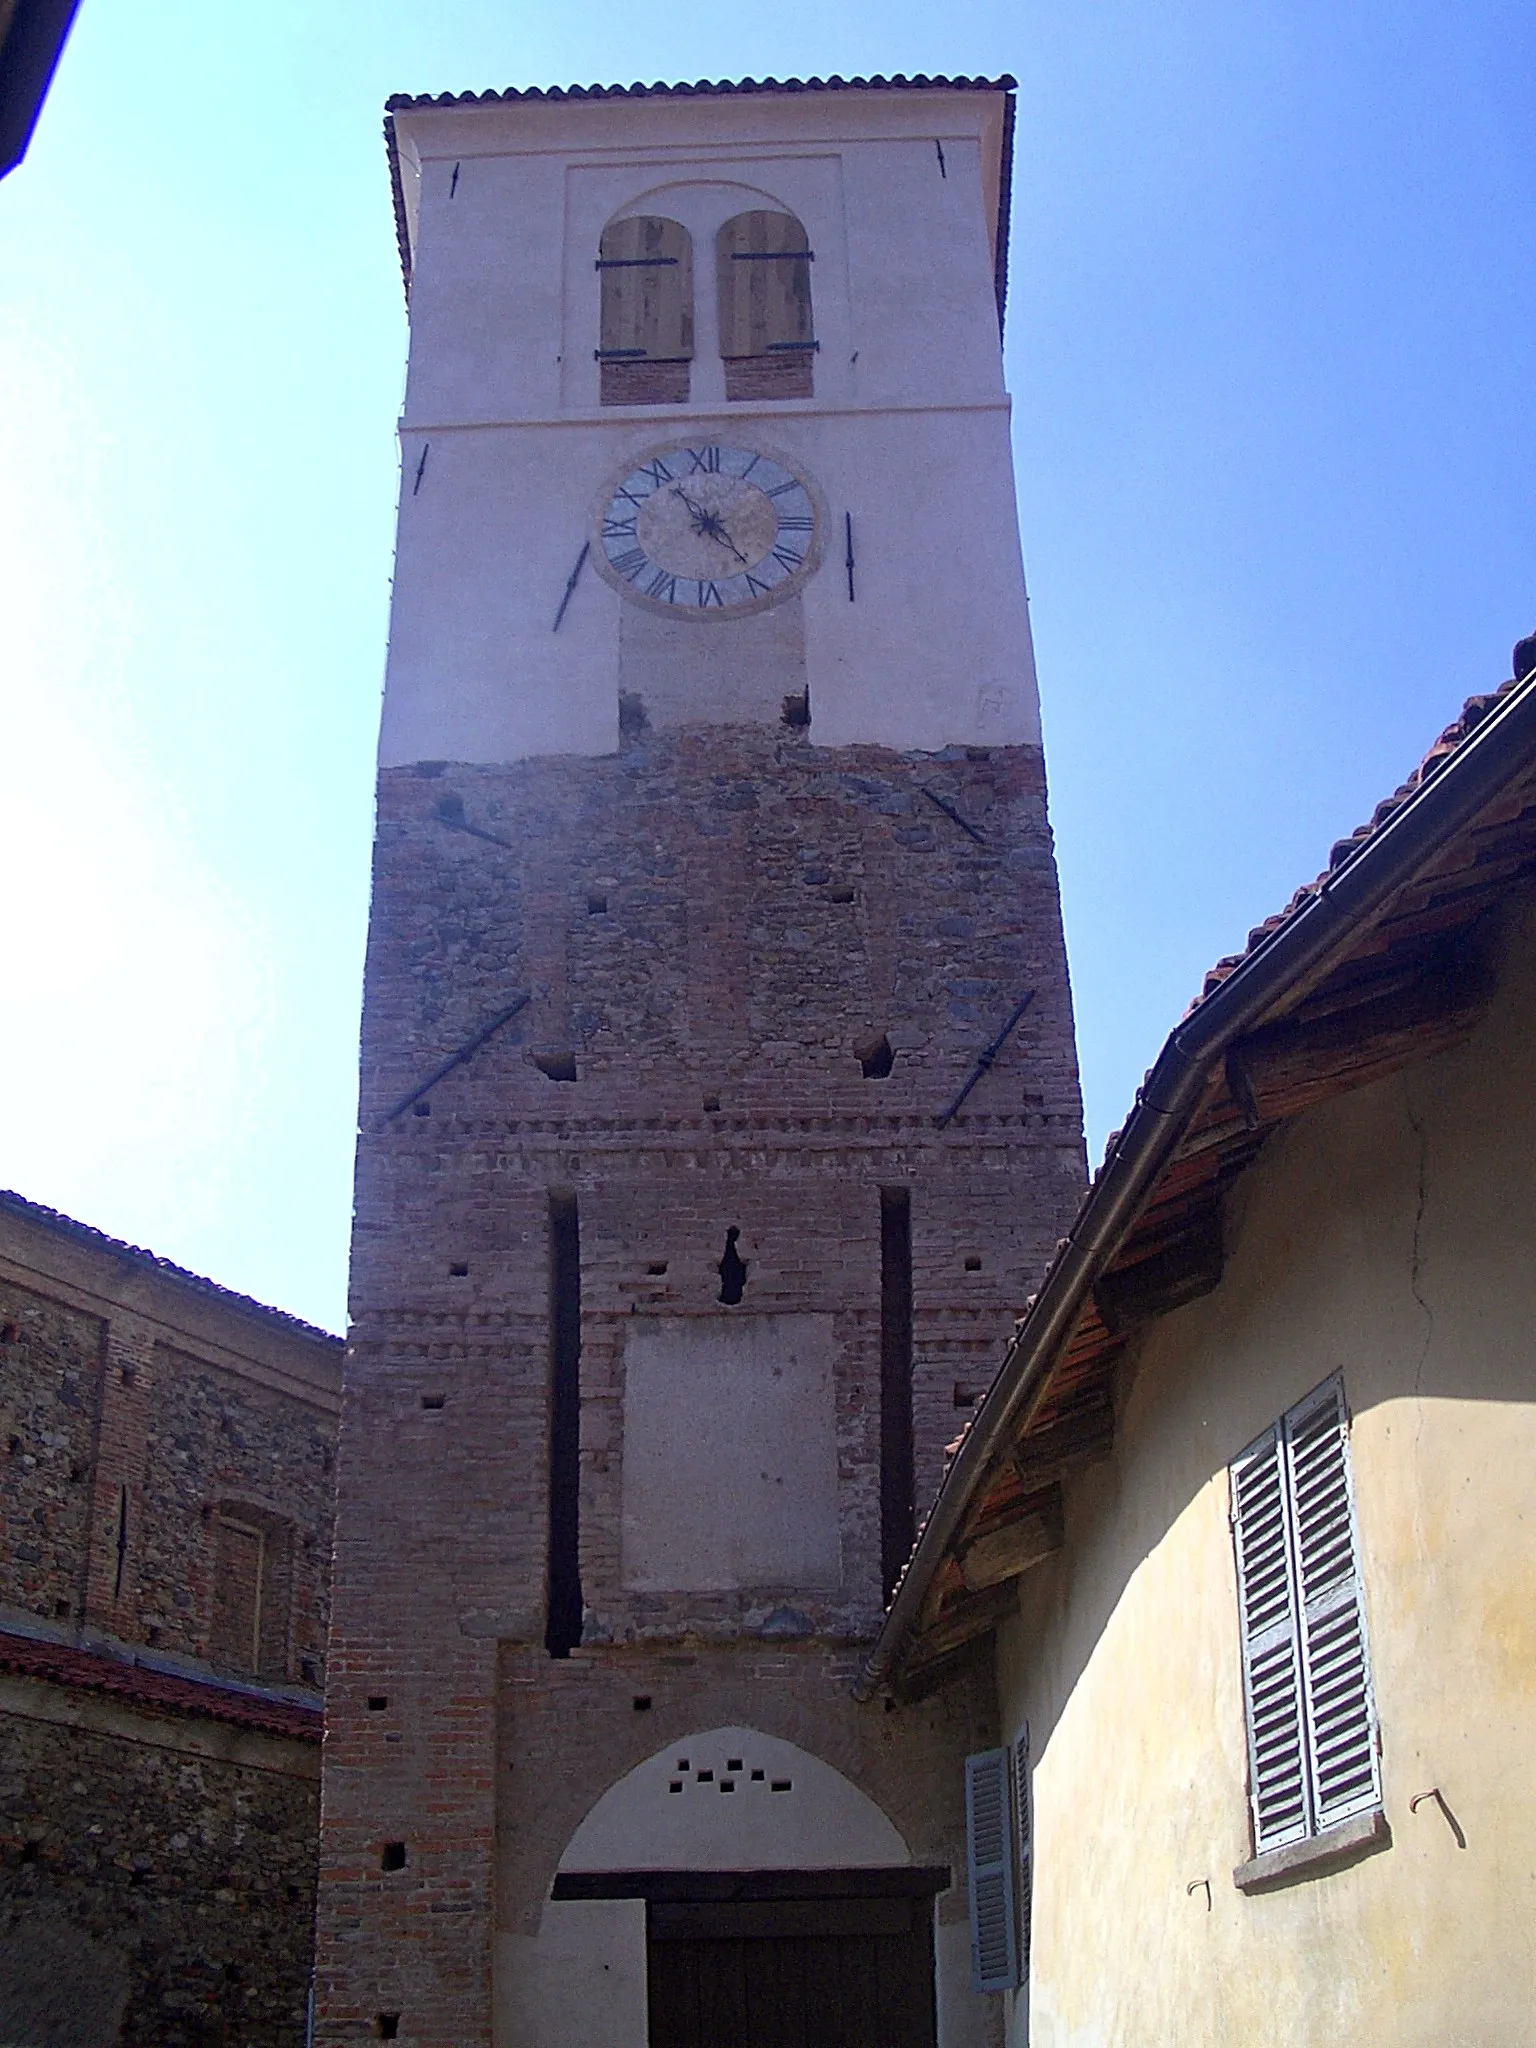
[[647, 1894, 936, 2048]]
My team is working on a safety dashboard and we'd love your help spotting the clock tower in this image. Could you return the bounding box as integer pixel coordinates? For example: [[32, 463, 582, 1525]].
[[317, 75, 1085, 2048]]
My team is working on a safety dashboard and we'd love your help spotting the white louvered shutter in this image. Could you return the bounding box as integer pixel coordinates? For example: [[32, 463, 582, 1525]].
[[965, 1748, 1020, 1992], [1286, 1378, 1380, 1830], [1231, 1423, 1310, 1851], [1012, 1724, 1033, 1981]]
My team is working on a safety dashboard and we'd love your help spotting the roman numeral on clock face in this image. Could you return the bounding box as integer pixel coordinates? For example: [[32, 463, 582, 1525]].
[[638, 459, 674, 487], [603, 516, 637, 539], [776, 515, 814, 532], [686, 446, 721, 473], [610, 547, 648, 579], [772, 546, 804, 572], [697, 580, 724, 607], [645, 568, 678, 602]]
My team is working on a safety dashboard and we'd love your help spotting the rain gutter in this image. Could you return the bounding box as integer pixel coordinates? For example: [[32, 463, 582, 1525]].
[[856, 669, 1536, 1701]]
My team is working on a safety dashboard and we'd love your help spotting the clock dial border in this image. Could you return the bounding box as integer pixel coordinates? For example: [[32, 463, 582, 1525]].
[[590, 438, 825, 621]]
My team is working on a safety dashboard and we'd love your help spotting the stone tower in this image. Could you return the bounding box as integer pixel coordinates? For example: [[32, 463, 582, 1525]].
[[317, 75, 1085, 2048]]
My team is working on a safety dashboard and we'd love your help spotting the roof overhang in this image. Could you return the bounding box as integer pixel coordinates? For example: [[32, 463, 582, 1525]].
[[0, 0, 79, 180], [381, 74, 1016, 331], [860, 666, 1536, 1701]]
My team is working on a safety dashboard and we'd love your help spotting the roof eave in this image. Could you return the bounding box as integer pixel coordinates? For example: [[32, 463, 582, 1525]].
[[857, 666, 1536, 1700]]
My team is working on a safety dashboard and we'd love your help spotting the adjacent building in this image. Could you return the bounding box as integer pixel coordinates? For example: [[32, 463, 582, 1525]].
[[0, 1190, 340, 2047], [867, 666, 1536, 2043]]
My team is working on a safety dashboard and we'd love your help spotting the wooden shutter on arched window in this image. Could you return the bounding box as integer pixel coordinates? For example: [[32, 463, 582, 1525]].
[[716, 210, 815, 400], [597, 215, 692, 406]]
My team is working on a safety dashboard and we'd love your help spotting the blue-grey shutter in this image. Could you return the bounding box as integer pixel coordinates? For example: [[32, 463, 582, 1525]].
[[1012, 1724, 1032, 1980], [1286, 1378, 1380, 1830], [1231, 1422, 1311, 1851], [965, 1747, 1019, 1992]]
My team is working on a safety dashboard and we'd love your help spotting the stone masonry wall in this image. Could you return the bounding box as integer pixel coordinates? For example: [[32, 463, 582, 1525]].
[[0, 1708, 317, 2048], [319, 723, 1085, 2046], [0, 1281, 105, 1626]]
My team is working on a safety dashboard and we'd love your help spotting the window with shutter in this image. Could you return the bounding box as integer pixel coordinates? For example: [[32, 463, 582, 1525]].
[[597, 215, 692, 408], [965, 1747, 1020, 1993], [1012, 1724, 1033, 1984], [716, 210, 815, 402], [1230, 1375, 1380, 1861]]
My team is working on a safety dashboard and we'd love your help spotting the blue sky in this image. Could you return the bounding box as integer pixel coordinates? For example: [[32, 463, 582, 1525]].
[[1, 0, 1531, 1332]]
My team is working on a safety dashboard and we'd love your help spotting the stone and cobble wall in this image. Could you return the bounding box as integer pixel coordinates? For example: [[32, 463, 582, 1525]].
[[319, 725, 1085, 2045], [0, 1707, 318, 2048], [0, 1194, 341, 2047]]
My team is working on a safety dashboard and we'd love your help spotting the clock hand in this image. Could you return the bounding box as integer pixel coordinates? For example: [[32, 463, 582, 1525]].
[[670, 485, 751, 567]]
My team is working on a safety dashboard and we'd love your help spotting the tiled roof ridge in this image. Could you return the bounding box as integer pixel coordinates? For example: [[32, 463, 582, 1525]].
[[0, 1189, 343, 1348], [0, 1627, 322, 1743], [1192, 678, 1519, 1012], [384, 73, 1015, 113]]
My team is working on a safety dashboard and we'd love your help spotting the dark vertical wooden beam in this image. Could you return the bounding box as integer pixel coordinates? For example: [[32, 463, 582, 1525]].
[[880, 1188, 915, 1600], [544, 1190, 583, 1657]]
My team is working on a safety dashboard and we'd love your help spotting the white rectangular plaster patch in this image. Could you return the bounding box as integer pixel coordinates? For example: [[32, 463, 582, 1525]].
[[621, 1313, 840, 1591]]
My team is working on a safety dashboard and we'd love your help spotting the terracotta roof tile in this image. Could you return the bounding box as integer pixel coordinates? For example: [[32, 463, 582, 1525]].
[[0, 1628, 322, 1744]]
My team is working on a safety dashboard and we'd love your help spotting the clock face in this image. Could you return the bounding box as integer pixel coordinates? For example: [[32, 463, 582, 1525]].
[[593, 442, 821, 618]]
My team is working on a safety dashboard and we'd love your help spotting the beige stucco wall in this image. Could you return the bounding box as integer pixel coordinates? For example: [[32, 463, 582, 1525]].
[[996, 891, 1536, 2046]]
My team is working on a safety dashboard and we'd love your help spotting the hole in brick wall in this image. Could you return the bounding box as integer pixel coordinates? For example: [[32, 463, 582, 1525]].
[[855, 1032, 895, 1079], [669, 1781, 682, 1793], [587, 893, 608, 914], [146, 1626, 162, 1646], [750, 1769, 765, 1782], [771, 1779, 793, 1793], [781, 690, 810, 728], [53, 1600, 69, 1620], [286, 1882, 302, 1904], [676, 1758, 690, 1771], [697, 1769, 714, 1783], [368, 1696, 389, 1712], [119, 1366, 135, 1387], [421, 1394, 446, 1411], [827, 885, 856, 903], [720, 1780, 736, 1792], [300, 1657, 320, 1684], [964, 1255, 982, 1271], [702, 1095, 721, 1114], [69, 1462, 87, 1482], [223, 1963, 242, 1985], [0, 1322, 17, 1344], [618, 691, 649, 739], [20, 1840, 40, 1863], [717, 1228, 748, 1306], [6, 1437, 18, 1456], [377, 2017, 401, 2041], [533, 1050, 578, 1083], [322, 1447, 335, 1474], [448, 1262, 469, 1278], [646, 1262, 668, 1277], [727, 1758, 743, 1770], [434, 792, 466, 826], [632, 1694, 652, 1711], [381, 1842, 407, 1872], [412, 1101, 432, 1117]]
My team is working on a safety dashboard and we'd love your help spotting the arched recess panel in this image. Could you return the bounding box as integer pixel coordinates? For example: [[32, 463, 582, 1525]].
[[559, 1726, 911, 1873], [716, 210, 815, 402], [599, 214, 693, 407]]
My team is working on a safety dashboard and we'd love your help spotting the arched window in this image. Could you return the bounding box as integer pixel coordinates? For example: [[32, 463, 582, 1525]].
[[597, 215, 693, 407], [716, 210, 815, 401]]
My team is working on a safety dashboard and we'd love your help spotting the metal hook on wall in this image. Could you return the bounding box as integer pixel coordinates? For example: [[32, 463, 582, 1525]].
[[1186, 1878, 1211, 1911], [1409, 1787, 1467, 1848]]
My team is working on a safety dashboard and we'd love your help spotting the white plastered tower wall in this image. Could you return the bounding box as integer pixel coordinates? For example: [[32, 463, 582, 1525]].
[[380, 85, 1039, 765]]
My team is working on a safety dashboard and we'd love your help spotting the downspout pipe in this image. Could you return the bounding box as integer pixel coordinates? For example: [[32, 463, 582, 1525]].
[[856, 671, 1536, 1701]]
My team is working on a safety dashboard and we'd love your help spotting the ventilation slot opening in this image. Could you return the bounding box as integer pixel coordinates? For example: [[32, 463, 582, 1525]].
[[781, 690, 810, 728], [717, 1227, 748, 1306], [448, 1262, 469, 1278], [703, 1095, 721, 1114], [421, 1394, 446, 1412], [533, 1050, 578, 1083], [964, 1255, 982, 1271], [546, 1191, 584, 1658], [632, 1694, 652, 1712], [377, 2018, 400, 2041], [880, 1187, 915, 1599], [381, 1843, 407, 1873], [856, 1032, 895, 1080], [646, 1261, 668, 1277], [587, 893, 608, 914], [412, 1101, 431, 1117], [367, 1696, 389, 1712]]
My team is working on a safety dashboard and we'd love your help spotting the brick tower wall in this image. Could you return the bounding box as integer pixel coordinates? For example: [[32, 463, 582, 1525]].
[[317, 720, 1084, 2045]]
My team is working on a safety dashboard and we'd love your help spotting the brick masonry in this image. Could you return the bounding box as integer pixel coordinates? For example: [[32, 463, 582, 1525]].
[[317, 722, 1085, 2044], [0, 1194, 341, 2042]]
